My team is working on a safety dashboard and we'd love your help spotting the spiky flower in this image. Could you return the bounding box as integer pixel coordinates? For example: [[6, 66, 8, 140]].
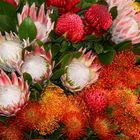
[[97, 51, 140, 90], [37, 83, 67, 135], [18, 3, 54, 43], [91, 116, 115, 140], [0, 122, 24, 140], [62, 111, 87, 140], [61, 48, 101, 92], [46, 0, 81, 13], [16, 101, 42, 130], [108, 89, 140, 139], [82, 88, 108, 116], [0, 70, 30, 116], [84, 4, 112, 35], [111, 5, 140, 44], [55, 13, 84, 42], [0, 32, 24, 72], [20, 45, 54, 82]]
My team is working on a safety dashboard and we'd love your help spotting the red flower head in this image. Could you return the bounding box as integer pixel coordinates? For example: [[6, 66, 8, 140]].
[[62, 111, 87, 140], [84, 4, 112, 35], [46, 0, 81, 14], [3, 0, 19, 8], [55, 13, 84, 42], [82, 87, 108, 116]]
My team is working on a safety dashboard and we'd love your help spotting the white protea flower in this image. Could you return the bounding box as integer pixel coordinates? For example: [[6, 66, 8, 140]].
[[18, 3, 54, 43], [0, 70, 30, 116], [111, 7, 140, 44], [105, 0, 134, 12], [20, 45, 54, 82], [61, 48, 101, 92], [0, 32, 26, 72]]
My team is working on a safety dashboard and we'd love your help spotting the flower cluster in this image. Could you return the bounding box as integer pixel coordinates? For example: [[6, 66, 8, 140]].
[[0, 0, 140, 139]]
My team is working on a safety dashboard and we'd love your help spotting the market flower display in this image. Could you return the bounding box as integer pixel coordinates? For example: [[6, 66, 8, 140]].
[[0, 0, 140, 139]]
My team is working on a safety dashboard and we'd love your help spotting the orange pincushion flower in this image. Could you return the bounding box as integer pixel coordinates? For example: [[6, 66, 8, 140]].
[[91, 116, 115, 140], [0, 122, 24, 140], [97, 51, 140, 90], [62, 111, 87, 140], [36, 83, 68, 135], [67, 95, 90, 119], [108, 89, 140, 139], [16, 101, 42, 130]]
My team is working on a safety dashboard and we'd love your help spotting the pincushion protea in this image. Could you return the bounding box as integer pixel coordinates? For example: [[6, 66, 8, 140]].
[[0, 32, 24, 72], [61, 48, 101, 92], [0, 70, 30, 116], [20, 45, 54, 82], [111, 4, 140, 44], [18, 3, 54, 43]]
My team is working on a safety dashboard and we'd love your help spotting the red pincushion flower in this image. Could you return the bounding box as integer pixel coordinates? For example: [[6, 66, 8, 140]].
[[55, 13, 84, 42], [84, 4, 112, 35], [82, 88, 108, 116], [46, 0, 80, 13]]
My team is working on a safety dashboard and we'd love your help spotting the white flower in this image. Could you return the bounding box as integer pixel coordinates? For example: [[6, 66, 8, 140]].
[[20, 45, 54, 82], [0, 32, 24, 72], [61, 48, 101, 92], [0, 70, 30, 116]]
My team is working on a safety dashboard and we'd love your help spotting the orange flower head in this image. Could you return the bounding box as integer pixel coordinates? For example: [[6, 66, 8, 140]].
[[36, 83, 67, 135], [62, 111, 87, 140], [108, 89, 140, 139], [16, 101, 42, 130], [40, 83, 68, 119], [91, 116, 115, 140], [0, 122, 24, 140]]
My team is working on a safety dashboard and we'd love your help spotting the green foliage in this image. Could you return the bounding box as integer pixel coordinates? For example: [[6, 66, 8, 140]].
[[19, 17, 37, 41], [0, 1, 17, 32], [110, 6, 118, 20]]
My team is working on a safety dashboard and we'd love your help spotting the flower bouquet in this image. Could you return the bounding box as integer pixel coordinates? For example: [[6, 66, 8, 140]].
[[0, 0, 140, 139]]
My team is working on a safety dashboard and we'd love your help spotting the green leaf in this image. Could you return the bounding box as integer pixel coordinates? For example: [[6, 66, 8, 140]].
[[94, 43, 104, 54], [99, 50, 115, 64], [133, 46, 140, 54], [110, 6, 118, 20], [86, 34, 98, 41], [23, 72, 32, 85], [114, 41, 132, 51], [19, 17, 37, 41], [0, 1, 17, 19], [0, 116, 7, 124], [0, 15, 16, 32], [51, 68, 65, 80]]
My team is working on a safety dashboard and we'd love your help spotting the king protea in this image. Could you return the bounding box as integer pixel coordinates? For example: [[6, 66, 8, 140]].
[[20, 45, 54, 82], [18, 3, 54, 43], [61, 48, 101, 92], [0, 70, 30, 116], [0, 32, 24, 72], [111, 7, 140, 44]]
